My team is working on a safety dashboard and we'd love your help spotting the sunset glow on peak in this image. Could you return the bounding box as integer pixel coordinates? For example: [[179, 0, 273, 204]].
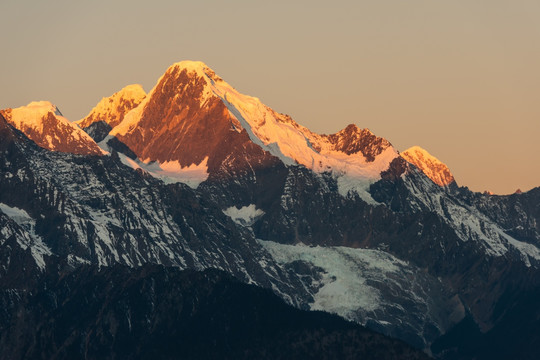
[[402, 146, 455, 187]]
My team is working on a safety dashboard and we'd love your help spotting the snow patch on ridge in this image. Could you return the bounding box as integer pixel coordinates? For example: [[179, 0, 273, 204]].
[[127, 156, 209, 188], [259, 241, 408, 318], [125, 155, 208, 188], [258, 239, 450, 344], [223, 205, 264, 226], [97, 136, 209, 188], [497, 229, 540, 267], [0, 203, 33, 224], [332, 146, 399, 203], [150, 158, 210, 188]]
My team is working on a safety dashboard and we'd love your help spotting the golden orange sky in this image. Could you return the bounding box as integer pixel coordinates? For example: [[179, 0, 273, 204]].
[[1, 0, 538, 194]]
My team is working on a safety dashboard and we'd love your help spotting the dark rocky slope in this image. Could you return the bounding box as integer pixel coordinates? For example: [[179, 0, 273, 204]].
[[0, 265, 430, 360]]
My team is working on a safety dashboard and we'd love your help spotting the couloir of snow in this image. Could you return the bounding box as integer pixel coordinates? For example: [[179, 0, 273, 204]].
[[223, 204, 265, 226], [0, 203, 51, 270], [110, 61, 399, 202], [401, 146, 454, 187], [6, 101, 105, 154]]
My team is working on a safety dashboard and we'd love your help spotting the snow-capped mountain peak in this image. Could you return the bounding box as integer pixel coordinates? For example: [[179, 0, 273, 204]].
[[106, 61, 399, 200], [4, 101, 62, 132], [401, 145, 455, 187], [76, 84, 146, 130], [109, 61, 219, 139], [170, 60, 221, 79], [1, 101, 104, 156]]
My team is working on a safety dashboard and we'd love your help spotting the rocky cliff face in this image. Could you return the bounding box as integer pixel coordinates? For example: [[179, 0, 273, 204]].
[[110, 64, 249, 169], [324, 124, 392, 161]]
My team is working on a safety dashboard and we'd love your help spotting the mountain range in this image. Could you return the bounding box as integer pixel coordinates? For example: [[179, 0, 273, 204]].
[[1, 60, 539, 359]]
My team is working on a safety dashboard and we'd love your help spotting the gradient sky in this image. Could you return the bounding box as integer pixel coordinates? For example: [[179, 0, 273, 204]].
[[1, 0, 539, 194]]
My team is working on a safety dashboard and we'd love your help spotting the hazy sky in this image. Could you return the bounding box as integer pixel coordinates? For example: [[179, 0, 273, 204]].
[[1, 0, 539, 194]]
